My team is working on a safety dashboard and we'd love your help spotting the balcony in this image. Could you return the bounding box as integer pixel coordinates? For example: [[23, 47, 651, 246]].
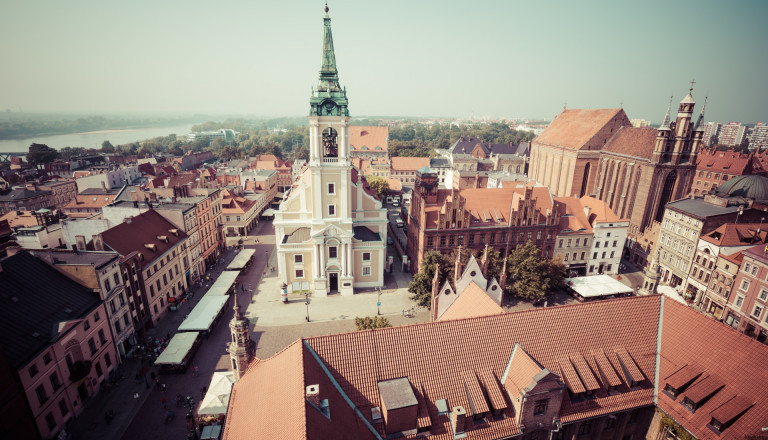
[[322, 157, 338, 164]]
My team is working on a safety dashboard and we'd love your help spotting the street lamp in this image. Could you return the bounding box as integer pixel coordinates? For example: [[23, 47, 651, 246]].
[[377, 287, 382, 315], [305, 292, 310, 322]]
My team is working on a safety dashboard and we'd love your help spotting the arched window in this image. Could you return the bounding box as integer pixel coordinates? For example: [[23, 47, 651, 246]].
[[323, 127, 338, 158], [580, 162, 591, 198], [655, 171, 677, 222]]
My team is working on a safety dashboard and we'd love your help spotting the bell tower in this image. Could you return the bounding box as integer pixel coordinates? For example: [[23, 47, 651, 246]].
[[228, 294, 251, 381]]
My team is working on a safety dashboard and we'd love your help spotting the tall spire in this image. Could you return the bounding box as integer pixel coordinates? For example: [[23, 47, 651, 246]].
[[660, 95, 673, 129], [695, 96, 708, 130], [318, 3, 341, 93]]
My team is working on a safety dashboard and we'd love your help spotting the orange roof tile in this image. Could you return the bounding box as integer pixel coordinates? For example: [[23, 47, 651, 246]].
[[555, 197, 592, 232], [580, 196, 625, 224], [701, 223, 767, 247], [390, 156, 430, 172], [602, 126, 658, 160], [696, 149, 764, 175], [438, 281, 505, 321], [534, 108, 628, 150], [349, 126, 388, 152]]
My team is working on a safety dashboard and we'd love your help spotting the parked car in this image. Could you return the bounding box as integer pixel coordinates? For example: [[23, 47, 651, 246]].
[[395, 219, 404, 228], [392, 201, 400, 207]]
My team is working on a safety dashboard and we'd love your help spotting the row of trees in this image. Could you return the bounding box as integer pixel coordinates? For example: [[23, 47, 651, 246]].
[[408, 242, 566, 308]]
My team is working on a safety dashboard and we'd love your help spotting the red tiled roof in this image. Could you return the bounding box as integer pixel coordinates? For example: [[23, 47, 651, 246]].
[[696, 149, 764, 175], [534, 108, 628, 150], [438, 281, 505, 321], [100, 209, 187, 269], [580, 196, 624, 223], [602, 126, 658, 160], [390, 156, 430, 172], [555, 197, 592, 232], [349, 126, 388, 152], [658, 298, 768, 439], [701, 223, 767, 247]]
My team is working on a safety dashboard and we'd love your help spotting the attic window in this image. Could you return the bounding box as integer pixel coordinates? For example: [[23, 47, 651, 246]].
[[371, 407, 382, 422], [436, 399, 449, 415], [470, 271, 477, 277]]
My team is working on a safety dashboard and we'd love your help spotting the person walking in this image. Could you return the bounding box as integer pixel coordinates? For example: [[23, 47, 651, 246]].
[[161, 397, 167, 409], [161, 383, 167, 392]]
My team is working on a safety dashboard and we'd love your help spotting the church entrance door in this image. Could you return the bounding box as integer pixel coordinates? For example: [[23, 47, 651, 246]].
[[329, 272, 339, 293]]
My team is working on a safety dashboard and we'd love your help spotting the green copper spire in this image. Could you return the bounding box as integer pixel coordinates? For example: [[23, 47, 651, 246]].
[[310, 4, 349, 117]]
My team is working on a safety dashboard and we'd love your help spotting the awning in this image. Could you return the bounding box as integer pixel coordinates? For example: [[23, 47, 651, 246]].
[[155, 332, 200, 365], [178, 295, 230, 332], [226, 248, 255, 271], [565, 275, 633, 299], [261, 208, 276, 217], [208, 271, 238, 294], [198, 371, 235, 416]]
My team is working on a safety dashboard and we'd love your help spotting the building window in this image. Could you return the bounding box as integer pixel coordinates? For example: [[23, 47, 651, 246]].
[[294, 254, 303, 264], [150, 285, 155, 297], [329, 247, 337, 259], [440, 236, 446, 246], [363, 252, 371, 261], [59, 399, 69, 417], [95, 360, 103, 377], [741, 280, 750, 291], [760, 289, 768, 301], [43, 352, 52, 365], [36, 385, 48, 406], [467, 235, 474, 245], [295, 269, 304, 278], [328, 183, 335, 194], [88, 338, 97, 355], [45, 412, 56, 430], [83, 319, 90, 330], [50, 372, 61, 391], [578, 419, 592, 436], [427, 236, 434, 247], [328, 205, 335, 216], [458, 235, 464, 246], [29, 364, 38, 378], [449, 236, 455, 246], [98, 329, 107, 344], [533, 399, 548, 415], [596, 242, 600, 248], [753, 305, 763, 319], [593, 252, 598, 259], [363, 266, 371, 276]]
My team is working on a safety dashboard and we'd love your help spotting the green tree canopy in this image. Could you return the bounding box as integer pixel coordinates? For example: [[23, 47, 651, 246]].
[[408, 250, 450, 308], [101, 140, 115, 153], [366, 175, 390, 199], [505, 241, 565, 301], [354, 316, 392, 330], [27, 143, 59, 166]]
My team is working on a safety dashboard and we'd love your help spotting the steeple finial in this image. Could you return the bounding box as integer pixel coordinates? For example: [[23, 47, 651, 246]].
[[233, 290, 241, 318], [695, 96, 708, 130], [318, 6, 340, 92], [660, 95, 673, 129], [689, 79, 696, 93], [325, 1, 329, 14]]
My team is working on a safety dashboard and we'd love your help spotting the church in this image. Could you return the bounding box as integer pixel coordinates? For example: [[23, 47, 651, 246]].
[[530, 88, 706, 267], [273, 7, 388, 296]]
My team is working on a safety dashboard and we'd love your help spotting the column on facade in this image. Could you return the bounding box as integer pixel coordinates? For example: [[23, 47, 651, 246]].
[[340, 241, 346, 276], [340, 122, 347, 161], [319, 242, 325, 277], [346, 241, 352, 277], [313, 242, 319, 276]]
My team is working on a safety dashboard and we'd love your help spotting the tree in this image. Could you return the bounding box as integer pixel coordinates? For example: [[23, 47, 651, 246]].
[[366, 175, 390, 199], [295, 146, 309, 161], [408, 250, 450, 308], [168, 140, 184, 156], [26, 143, 59, 166], [101, 140, 115, 153], [505, 242, 565, 301], [271, 144, 283, 160], [354, 316, 392, 330]]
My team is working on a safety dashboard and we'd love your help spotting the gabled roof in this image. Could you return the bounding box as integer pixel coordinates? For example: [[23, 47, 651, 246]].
[[438, 281, 504, 321], [100, 209, 187, 269], [390, 157, 430, 172], [696, 149, 764, 175], [450, 136, 522, 157], [555, 197, 592, 233], [534, 108, 629, 150], [701, 223, 767, 248], [0, 251, 101, 369], [602, 126, 658, 160], [580, 196, 625, 224], [349, 126, 389, 152]]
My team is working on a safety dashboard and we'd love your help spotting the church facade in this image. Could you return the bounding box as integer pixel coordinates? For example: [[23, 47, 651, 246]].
[[274, 9, 387, 296]]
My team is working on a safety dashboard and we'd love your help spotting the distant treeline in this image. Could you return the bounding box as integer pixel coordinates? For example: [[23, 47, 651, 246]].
[[0, 115, 202, 140]]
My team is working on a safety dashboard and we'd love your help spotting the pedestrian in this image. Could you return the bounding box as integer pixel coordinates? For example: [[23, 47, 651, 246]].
[[177, 394, 184, 407], [200, 386, 207, 398], [133, 392, 139, 400], [193, 366, 198, 376], [161, 383, 167, 393], [161, 397, 167, 408]]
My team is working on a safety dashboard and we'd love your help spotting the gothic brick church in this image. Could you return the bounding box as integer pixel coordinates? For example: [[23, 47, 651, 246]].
[[530, 88, 706, 266]]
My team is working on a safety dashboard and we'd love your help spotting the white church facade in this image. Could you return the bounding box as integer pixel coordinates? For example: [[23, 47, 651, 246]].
[[274, 8, 387, 296]]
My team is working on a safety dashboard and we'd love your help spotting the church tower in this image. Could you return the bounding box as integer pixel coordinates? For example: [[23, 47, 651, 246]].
[[273, 6, 388, 297], [228, 294, 251, 381]]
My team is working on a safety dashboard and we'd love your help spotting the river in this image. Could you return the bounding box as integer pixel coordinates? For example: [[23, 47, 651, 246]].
[[0, 123, 203, 154]]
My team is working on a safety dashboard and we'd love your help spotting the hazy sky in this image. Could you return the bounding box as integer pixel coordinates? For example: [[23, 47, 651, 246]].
[[1, 0, 766, 123]]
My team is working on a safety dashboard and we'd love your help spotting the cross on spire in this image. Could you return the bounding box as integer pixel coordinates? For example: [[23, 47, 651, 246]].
[[689, 79, 696, 92]]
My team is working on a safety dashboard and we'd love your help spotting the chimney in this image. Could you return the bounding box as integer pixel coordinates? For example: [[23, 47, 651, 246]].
[[306, 384, 320, 408], [101, 181, 107, 192], [583, 205, 591, 219], [451, 406, 466, 436]]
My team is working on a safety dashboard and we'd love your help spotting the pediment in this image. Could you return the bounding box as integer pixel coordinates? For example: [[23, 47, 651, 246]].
[[311, 224, 353, 239]]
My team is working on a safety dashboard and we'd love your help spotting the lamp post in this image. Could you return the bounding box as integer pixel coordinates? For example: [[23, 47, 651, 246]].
[[305, 292, 310, 322], [377, 287, 382, 315]]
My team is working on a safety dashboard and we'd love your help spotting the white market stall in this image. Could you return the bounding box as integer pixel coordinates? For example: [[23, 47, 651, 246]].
[[198, 371, 235, 417], [565, 275, 634, 302], [226, 249, 255, 272], [208, 271, 239, 294], [154, 332, 201, 374], [178, 295, 231, 334]]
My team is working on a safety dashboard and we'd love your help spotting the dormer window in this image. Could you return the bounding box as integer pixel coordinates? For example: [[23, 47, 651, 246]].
[[323, 127, 338, 157]]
